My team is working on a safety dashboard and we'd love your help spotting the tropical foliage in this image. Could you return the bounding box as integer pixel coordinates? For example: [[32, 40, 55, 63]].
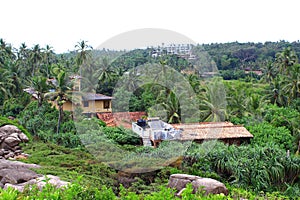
[[1, 38, 300, 199]]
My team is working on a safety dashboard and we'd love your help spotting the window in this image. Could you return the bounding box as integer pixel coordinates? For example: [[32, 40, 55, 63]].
[[83, 101, 89, 107], [103, 100, 110, 109]]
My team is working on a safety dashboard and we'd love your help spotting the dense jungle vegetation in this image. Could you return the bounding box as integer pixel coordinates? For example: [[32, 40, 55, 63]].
[[0, 39, 300, 199]]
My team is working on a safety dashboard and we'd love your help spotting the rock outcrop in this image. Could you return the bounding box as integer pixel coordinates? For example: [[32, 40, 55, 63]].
[[0, 159, 69, 192], [168, 174, 228, 196], [0, 125, 29, 159]]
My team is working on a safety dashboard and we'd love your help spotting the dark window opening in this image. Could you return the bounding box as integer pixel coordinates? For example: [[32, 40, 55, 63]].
[[83, 101, 89, 107], [104, 101, 110, 109]]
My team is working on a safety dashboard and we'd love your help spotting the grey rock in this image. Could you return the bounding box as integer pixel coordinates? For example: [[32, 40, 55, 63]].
[[0, 125, 29, 161], [192, 178, 228, 195], [0, 169, 40, 185], [168, 174, 228, 196], [0, 125, 22, 135], [4, 136, 21, 147], [4, 175, 69, 192], [4, 152, 15, 159], [0, 159, 40, 170]]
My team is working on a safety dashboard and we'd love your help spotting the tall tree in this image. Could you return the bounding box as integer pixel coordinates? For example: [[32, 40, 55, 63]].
[[75, 40, 93, 76], [199, 78, 227, 122], [30, 76, 49, 107], [45, 65, 73, 133], [98, 57, 113, 83], [275, 47, 298, 75], [42, 45, 55, 77], [29, 44, 43, 76]]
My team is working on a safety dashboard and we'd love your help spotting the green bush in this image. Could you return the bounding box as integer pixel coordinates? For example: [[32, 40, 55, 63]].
[[247, 122, 295, 151], [1, 92, 31, 117], [1, 182, 292, 200], [101, 126, 141, 145], [184, 141, 300, 193]]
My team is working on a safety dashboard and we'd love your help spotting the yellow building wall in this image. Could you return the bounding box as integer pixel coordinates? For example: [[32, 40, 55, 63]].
[[49, 99, 112, 113], [81, 100, 112, 113], [62, 101, 75, 111]]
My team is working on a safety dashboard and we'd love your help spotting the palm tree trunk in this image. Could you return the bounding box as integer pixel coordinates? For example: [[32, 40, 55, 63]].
[[57, 105, 63, 134]]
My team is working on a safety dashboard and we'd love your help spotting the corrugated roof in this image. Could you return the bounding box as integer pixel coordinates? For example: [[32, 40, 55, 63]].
[[173, 122, 253, 140], [82, 93, 113, 101]]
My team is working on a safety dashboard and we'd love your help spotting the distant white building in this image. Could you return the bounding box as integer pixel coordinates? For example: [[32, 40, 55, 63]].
[[151, 43, 195, 60]]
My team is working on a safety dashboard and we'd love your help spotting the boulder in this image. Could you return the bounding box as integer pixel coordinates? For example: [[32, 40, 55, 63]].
[[0, 125, 29, 159], [4, 175, 69, 192], [0, 159, 69, 192], [0, 168, 41, 185], [192, 178, 228, 195], [168, 174, 228, 196], [0, 159, 40, 170]]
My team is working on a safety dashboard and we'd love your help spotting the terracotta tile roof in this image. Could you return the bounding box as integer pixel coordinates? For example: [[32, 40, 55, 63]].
[[97, 112, 147, 128]]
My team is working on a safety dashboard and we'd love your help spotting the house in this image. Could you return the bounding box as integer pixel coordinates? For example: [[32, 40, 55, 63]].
[[132, 117, 182, 147], [81, 93, 113, 116], [173, 122, 253, 145], [24, 75, 113, 117], [132, 120, 253, 147]]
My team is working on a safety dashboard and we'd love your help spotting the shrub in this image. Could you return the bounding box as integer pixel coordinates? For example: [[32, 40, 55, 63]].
[[184, 141, 300, 193], [247, 122, 295, 151]]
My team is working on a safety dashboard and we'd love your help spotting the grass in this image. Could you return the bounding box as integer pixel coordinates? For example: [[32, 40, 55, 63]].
[[20, 141, 117, 189]]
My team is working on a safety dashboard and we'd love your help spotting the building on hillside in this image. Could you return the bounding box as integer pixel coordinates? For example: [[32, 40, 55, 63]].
[[132, 117, 182, 147], [173, 122, 253, 145], [151, 43, 196, 60], [24, 75, 113, 117], [244, 69, 263, 76], [132, 120, 253, 147]]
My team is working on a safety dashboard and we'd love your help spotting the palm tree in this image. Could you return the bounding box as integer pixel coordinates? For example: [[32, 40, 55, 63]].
[[45, 66, 73, 133], [43, 45, 55, 78], [269, 76, 288, 107], [187, 73, 201, 93], [275, 47, 298, 75], [161, 91, 181, 123], [0, 68, 14, 99], [17, 43, 30, 77], [30, 76, 49, 107], [199, 78, 227, 122], [75, 40, 93, 75], [29, 44, 43, 76], [261, 61, 276, 83], [98, 57, 113, 83], [0, 39, 15, 64], [281, 64, 300, 105]]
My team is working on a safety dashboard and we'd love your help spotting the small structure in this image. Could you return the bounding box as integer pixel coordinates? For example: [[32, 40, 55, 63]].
[[132, 120, 253, 147], [132, 117, 182, 147], [173, 122, 253, 145]]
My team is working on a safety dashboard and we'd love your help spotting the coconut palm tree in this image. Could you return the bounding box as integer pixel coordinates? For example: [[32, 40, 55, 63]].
[[45, 66, 73, 133], [75, 40, 93, 75], [29, 44, 43, 76], [275, 47, 298, 75], [30, 76, 50, 107], [98, 57, 113, 83], [199, 78, 227, 122], [42, 45, 55, 78], [282, 64, 300, 105], [161, 91, 181, 123], [0, 68, 14, 99]]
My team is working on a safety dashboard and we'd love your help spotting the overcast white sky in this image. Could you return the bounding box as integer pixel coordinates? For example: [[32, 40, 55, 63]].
[[1, 0, 300, 53]]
